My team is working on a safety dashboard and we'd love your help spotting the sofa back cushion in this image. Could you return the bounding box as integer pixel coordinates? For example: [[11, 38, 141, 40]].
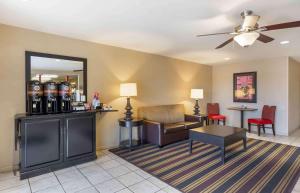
[[138, 104, 185, 124]]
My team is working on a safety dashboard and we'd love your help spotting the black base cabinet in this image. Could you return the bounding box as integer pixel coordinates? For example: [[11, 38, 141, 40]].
[[64, 114, 95, 160], [15, 111, 96, 179]]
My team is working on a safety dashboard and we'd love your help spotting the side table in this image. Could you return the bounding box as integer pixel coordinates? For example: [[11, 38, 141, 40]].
[[194, 114, 209, 126], [228, 107, 258, 128], [118, 118, 144, 150]]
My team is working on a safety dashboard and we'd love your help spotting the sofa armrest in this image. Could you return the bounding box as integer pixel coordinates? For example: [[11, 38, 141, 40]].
[[144, 120, 162, 126], [143, 120, 164, 146], [144, 120, 164, 133], [184, 114, 202, 122]]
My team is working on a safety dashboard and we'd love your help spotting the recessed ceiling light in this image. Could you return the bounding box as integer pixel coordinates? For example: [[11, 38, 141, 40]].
[[224, 57, 231, 61], [55, 59, 61, 62], [280, 40, 290, 45]]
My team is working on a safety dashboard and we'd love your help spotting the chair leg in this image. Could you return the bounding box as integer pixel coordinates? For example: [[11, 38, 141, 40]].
[[212, 120, 215, 124], [248, 123, 251, 133], [262, 125, 266, 133], [218, 120, 220, 125], [272, 124, 276, 136], [223, 119, 226, 125], [258, 124, 261, 136]]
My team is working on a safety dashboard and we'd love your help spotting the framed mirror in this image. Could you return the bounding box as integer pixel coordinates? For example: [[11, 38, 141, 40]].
[[25, 51, 87, 111]]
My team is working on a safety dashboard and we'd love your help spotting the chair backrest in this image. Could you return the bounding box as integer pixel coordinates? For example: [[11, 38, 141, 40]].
[[262, 105, 276, 122], [207, 103, 220, 115], [138, 104, 185, 124]]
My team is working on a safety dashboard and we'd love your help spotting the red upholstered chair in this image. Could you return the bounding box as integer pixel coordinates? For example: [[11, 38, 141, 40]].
[[248, 105, 276, 136], [207, 103, 226, 125]]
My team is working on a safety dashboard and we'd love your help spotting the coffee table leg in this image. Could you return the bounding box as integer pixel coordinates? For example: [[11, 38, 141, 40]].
[[221, 147, 225, 164], [243, 137, 247, 150], [189, 140, 193, 154]]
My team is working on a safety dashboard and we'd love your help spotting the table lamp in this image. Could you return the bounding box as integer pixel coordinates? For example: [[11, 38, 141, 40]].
[[191, 89, 203, 115], [120, 83, 137, 120]]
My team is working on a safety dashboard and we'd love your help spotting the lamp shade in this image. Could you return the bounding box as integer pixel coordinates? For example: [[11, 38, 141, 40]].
[[120, 83, 137, 97], [234, 32, 259, 47], [191, 89, 203, 99]]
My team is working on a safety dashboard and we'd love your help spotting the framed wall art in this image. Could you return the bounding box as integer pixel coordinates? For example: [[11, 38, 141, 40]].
[[233, 71, 257, 103]]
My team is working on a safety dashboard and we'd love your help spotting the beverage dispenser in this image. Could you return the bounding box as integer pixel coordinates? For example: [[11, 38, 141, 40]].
[[58, 81, 72, 112], [43, 82, 58, 114], [27, 80, 43, 115]]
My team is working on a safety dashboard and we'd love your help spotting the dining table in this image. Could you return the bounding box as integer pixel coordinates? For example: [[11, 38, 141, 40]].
[[227, 107, 258, 128]]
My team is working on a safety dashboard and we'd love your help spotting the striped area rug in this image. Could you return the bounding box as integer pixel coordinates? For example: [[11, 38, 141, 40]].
[[110, 139, 300, 193]]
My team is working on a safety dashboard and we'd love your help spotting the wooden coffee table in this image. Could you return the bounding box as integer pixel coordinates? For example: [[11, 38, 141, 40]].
[[189, 125, 247, 164]]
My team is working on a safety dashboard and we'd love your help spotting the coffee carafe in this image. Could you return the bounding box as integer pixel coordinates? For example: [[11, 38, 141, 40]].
[[27, 80, 43, 115], [43, 82, 58, 114], [58, 81, 72, 112]]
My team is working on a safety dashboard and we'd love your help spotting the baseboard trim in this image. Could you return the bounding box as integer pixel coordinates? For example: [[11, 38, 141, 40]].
[[0, 165, 18, 173], [96, 145, 118, 151], [289, 127, 300, 136], [96, 146, 108, 151]]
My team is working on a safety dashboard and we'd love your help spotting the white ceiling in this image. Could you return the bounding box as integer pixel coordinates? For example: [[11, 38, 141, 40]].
[[1, 0, 300, 65]]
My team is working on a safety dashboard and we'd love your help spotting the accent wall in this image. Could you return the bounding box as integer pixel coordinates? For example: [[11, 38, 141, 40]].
[[0, 24, 212, 171]]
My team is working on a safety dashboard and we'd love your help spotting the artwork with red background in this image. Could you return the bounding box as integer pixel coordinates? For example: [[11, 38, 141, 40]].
[[233, 72, 257, 103]]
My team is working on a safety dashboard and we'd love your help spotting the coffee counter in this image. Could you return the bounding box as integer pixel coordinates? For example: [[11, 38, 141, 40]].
[[15, 109, 118, 120], [15, 111, 97, 179]]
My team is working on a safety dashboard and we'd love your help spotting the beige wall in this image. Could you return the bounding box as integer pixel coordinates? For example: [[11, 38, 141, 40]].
[[288, 57, 300, 134], [212, 57, 289, 135], [0, 24, 212, 171]]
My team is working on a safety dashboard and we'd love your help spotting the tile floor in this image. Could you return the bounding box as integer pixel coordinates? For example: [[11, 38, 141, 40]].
[[1, 130, 300, 193]]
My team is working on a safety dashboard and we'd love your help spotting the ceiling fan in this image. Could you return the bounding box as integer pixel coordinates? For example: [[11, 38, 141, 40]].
[[196, 10, 300, 49]]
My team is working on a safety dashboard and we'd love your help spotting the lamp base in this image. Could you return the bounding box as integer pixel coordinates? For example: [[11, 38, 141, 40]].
[[124, 97, 133, 120], [193, 99, 200, 115]]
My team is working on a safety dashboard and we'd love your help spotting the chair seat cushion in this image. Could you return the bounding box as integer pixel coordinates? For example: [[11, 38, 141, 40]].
[[177, 121, 202, 129], [248, 118, 273, 124], [208, 114, 226, 120], [164, 123, 185, 134]]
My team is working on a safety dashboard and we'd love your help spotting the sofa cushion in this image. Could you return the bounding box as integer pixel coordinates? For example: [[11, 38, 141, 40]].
[[138, 104, 185, 124], [164, 123, 185, 134], [177, 121, 202, 129]]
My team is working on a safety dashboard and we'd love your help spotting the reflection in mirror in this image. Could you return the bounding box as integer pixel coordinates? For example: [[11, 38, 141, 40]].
[[25, 51, 87, 114], [30, 56, 84, 100]]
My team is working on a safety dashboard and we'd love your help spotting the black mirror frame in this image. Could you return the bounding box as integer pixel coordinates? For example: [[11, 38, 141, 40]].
[[25, 51, 87, 112]]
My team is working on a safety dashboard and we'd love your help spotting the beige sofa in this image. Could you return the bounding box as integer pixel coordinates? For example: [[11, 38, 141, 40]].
[[138, 104, 203, 147]]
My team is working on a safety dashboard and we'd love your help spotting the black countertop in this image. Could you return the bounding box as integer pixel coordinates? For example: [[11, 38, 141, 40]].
[[15, 109, 118, 120]]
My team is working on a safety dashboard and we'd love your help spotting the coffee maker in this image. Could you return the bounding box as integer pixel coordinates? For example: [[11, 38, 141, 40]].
[[27, 80, 43, 115], [43, 82, 58, 114], [58, 81, 72, 112]]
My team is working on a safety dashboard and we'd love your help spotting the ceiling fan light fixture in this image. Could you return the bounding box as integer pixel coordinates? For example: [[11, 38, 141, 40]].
[[233, 32, 259, 47], [242, 15, 260, 30]]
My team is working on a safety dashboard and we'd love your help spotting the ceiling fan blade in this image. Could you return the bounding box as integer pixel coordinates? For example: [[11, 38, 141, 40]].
[[257, 33, 274, 43], [196, 32, 233, 37], [242, 15, 260, 29], [260, 21, 300, 31], [215, 38, 234, 49]]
